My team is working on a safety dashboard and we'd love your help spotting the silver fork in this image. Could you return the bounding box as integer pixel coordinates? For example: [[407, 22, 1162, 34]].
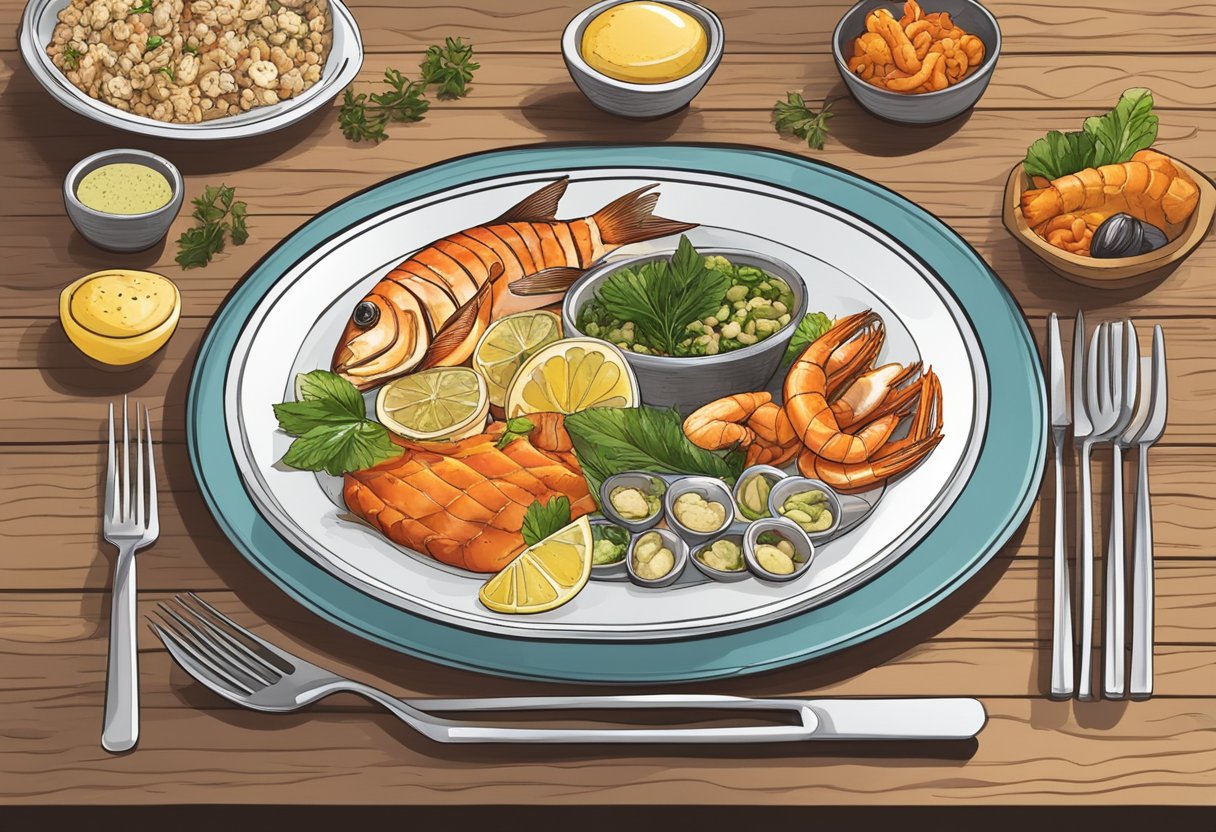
[[149, 594, 986, 743], [1102, 322, 1139, 700], [102, 397, 159, 753], [1076, 322, 1124, 700], [1124, 326, 1168, 699]]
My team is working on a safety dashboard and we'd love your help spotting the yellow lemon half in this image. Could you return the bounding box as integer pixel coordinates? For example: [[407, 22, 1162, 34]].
[[59, 269, 181, 366], [375, 366, 489, 442], [479, 516, 593, 614], [504, 337, 639, 418], [473, 310, 562, 408]]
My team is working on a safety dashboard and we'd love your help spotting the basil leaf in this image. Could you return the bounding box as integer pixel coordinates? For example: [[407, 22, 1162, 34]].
[[520, 496, 572, 547], [293, 369, 366, 418], [280, 421, 399, 477], [272, 398, 363, 436]]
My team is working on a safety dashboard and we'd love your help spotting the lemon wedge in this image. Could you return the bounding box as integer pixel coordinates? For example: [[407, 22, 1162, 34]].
[[59, 269, 180, 366], [479, 516, 593, 614], [473, 310, 562, 408], [504, 337, 639, 418], [375, 366, 489, 441]]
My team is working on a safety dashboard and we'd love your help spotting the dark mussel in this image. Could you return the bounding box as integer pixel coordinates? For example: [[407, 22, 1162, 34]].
[[1091, 213, 1169, 259]]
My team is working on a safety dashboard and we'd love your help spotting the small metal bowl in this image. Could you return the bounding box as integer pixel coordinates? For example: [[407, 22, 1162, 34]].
[[767, 476, 843, 541], [626, 528, 689, 589], [63, 148, 184, 252], [831, 0, 1001, 125], [589, 517, 631, 580], [599, 472, 666, 533], [561, 0, 725, 119], [663, 475, 735, 546], [732, 464, 788, 522], [743, 518, 815, 583], [690, 532, 751, 583]]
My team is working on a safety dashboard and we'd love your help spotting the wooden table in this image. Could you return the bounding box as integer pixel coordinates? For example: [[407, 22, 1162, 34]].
[[4, 0, 1216, 811]]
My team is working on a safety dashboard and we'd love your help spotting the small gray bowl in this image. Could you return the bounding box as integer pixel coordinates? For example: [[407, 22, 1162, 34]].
[[732, 464, 788, 521], [743, 518, 815, 583], [599, 472, 666, 533], [663, 475, 735, 546], [561, 0, 725, 119], [767, 476, 843, 541], [832, 0, 1001, 125], [589, 517, 631, 580], [63, 149, 183, 252], [690, 533, 751, 583], [563, 247, 808, 411], [626, 528, 689, 588]]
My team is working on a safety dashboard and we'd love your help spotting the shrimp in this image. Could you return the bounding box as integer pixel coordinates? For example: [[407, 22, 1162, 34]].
[[868, 8, 921, 74], [884, 51, 943, 93], [683, 393, 799, 467]]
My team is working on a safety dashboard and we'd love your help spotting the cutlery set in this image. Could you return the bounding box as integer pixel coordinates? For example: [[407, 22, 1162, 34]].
[[1048, 312, 1167, 701]]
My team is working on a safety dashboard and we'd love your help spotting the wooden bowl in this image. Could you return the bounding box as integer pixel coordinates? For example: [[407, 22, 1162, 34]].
[[1002, 159, 1216, 289]]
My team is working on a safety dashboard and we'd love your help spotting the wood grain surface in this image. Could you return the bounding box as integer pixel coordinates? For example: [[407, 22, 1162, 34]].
[[0, 0, 1214, 809]]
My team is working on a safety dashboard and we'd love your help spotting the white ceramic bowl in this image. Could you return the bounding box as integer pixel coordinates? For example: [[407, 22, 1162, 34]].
[[561, 0, 724, 119], [19, 0, 362, 140]]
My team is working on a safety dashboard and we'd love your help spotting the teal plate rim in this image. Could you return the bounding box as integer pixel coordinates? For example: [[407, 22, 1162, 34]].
[[187, 143, 1046, 684]]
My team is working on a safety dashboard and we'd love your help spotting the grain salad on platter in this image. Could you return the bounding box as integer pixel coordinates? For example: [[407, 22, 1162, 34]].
[[45, 0, 332, 124]]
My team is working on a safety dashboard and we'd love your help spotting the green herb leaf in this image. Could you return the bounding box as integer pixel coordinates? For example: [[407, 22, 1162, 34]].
[[1084, 88, 1158, 167], [183, 42, 199, 54], [419, 37, 480, 99], [564, 406, 744, 504], [272, 398, 365, 436], [520, 496, 572, 547], [158, 65, 175, 82], [176, 184, 250, 269], [774, 93, 833, 151], [1022, 130, 1096, 180], [145, 34, 163, 52], [281, 421, 399, 477], [129, 0, 153, 14], [338, 70, 429, 143], [495, 416, 535, 449], [63, 44, 83, 70], [782, 312, 833, 367], [175, 222, 227, 269], [293, 369, 366, 417]]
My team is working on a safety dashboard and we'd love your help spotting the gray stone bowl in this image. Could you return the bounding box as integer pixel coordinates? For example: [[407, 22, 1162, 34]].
[[561, 0, 725, 119], [767, 476, 843, 541], [589, 517, 631, 580], [626, 527, 689, 589], [663, 475, 735, 546], [562, 247, 808, 411], [743, 517, 815, 583], [599, 472, 667, 533], [63, 149, 183, 252], [831, 0, 1001, 125], [690, 532, 751, 583]]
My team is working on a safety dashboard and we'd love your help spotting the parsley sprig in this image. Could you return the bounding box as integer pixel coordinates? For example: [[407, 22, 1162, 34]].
[[338, 68, 429, 143], [338, 38, 478, 143], [129, 0, 153, 14], [419, 37, 479, 99], [175, 185, 249, 270], [520, 496, 572, 547], [774, 93, 834, 150], [273, 370, 401, 476], [62, 44, 83, 70]]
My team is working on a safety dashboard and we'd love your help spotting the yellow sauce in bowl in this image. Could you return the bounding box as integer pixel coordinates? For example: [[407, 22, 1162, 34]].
[[580, 1, 708, 84], [76, 163, 173, 215], [59, 270, 181, 366]]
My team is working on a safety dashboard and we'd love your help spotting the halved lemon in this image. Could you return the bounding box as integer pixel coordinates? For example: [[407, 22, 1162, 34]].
[[479, 516, 593, 614], [473, 310, 562, 407], [375, 366, 489, 441], [59, 269, 180, 366], [504, 337, 639, 418]]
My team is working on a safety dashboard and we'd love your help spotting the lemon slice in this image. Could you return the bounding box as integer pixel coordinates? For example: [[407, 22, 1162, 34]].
[[479, 516, 593, 614], [504, 337, 639, 418], [473, 310, 562, 407], [375, 366, 489, 441]]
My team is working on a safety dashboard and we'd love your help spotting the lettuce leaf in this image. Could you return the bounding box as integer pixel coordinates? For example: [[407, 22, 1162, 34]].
[[1084, 87, 1158, 167], [1023, 130, 1097, 180]]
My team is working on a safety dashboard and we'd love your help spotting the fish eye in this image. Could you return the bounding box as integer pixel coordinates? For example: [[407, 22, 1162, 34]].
[[352, 301, 379, 329]]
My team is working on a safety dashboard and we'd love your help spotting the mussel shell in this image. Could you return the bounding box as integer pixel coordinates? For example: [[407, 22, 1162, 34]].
[[1090, 213, 1144, 259], [1140, 222, 1169, 253]]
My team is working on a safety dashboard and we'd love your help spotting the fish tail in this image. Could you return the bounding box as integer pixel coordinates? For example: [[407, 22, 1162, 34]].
[[591, 184, 698, 245]]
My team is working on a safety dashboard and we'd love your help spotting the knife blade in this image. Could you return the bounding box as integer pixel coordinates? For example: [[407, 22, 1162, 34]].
[[1049, 313, 1070, 433]]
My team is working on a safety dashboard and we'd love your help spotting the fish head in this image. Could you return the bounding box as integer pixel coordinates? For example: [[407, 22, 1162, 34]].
[[331, 289, 428, 390]]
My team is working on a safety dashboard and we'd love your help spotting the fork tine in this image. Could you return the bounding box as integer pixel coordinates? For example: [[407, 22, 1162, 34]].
[[155, 604, 269, 690], [150, 618, 255, 697], [144, 406, 159, 536], [136, 407, 145, 529], [167, 596, 282, 682], [184, 592, 296, 670], [1098, 323, 1111, 410], [1124, 321, 1139, 416], [1109, 322, 1123, 410], [1086, 325, 1102, 418], [121, 395, 131, 523], [105, 402, 118, 525]]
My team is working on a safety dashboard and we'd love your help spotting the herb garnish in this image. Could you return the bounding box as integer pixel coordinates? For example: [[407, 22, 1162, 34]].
[[595, 235, 729, 357], [496, 416, 535, 449], [175, 184, 249, 269], [520, 496, 572, 547], [774, 93, 834, 150], [1023, 88, 1159, 180], [158, 66, 175, 82], [419, 37, 479, 99], [782, 312, 833, 366], [63, 44, 83, 70], [183, 42, 199, 55], [565, 406, 744, 505], [129, 0, 153, 14], [338, 68, 430, 143], [273, 370, 401, 476], [145, 34, 163, 52]]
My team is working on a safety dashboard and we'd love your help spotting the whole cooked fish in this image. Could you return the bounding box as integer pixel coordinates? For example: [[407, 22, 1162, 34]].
[[332, 178, 697, 391], [344, 413, 595, 573]]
